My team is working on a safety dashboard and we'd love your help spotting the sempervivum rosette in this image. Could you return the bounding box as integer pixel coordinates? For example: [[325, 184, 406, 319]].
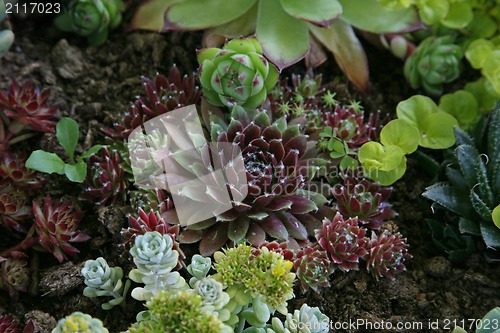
[[176, 108, 326, 255]]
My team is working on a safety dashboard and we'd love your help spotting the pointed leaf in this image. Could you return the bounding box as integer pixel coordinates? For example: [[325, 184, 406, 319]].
[[309, 21, 369, 92], [80, 145, 103, 160], [456, 145, 480, 188], [480, 220, 500, 248], [338, 0, 421, 33], [261, 213, 288, 239], [423, 183, 474, 219], [164, 0, 257, 30], [458, 217, 481, 236], [470, 189, 492, 221], [488, 108, 500, 196], [279, 0, 342, 27], [227, 217, 250, 243], [56, 118, 79, 162], [199, 223, 229, 256], [130, 0, 179, 30], [64, 161, 87, 183], [256, 0, 310, 70]]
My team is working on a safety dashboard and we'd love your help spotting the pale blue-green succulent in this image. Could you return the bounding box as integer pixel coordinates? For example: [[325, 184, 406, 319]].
[[0, 0, 14, 58], [52, 312, 109, 333], [187, 254, 211, 287]]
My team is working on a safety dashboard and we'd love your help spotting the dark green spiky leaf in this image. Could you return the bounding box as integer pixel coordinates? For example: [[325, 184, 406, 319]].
[[470, 189, 492, 221], [474, 155, 494, 207], [64, 161, 87, 183], [26, 150, 65, 175], [455, 144, 480, 188], [338, 0, 421, 33], [445, 167, 468, 190], [488, 108, 500, 197], [256, 0, 310, 70], [459, 217, 481, 236], [480, 220, 500, 248], [80, 145, 104, 160], [279, 0, 341, 27], [453, 127, 475, 146], [56, 117, 79, 162], [423, 183, 474, 218], [164, 0, 257, 30]]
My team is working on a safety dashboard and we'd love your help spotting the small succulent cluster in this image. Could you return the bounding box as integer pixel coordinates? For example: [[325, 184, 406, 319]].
[[0, 314, 34, 333], [54, 0, 125, 46], [0, 80, 58, 152], [52, 312, 108, 333]]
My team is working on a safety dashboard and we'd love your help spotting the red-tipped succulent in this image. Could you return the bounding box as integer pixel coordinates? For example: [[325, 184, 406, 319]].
[[365, 230, 411, 280], [121, 208, 185, 269], [0, 253, 30, 299], [257, 240, 295, 261], [0, 314, 33, 333], [0, 153, 45, 190], [33, 196, 90, 263], [129, 188, 175, 216], [0, 183, 32, 233], [0, 80, 58, 134], [294, 247, 333, 293], [333, 176, 396, 230], [81, 147, 129, 205], [315, 212, 368, 272], [104, 66, 201, 140]]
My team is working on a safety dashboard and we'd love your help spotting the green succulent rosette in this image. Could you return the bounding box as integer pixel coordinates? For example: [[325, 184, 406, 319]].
[[52, 312, 109, 333], [54, 0, 124, 46], [404, 36, 463, 95], [198, 36, 279, 109]]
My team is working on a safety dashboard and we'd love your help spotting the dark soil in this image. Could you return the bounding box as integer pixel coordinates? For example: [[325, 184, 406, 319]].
[[1, 10, 499, 333]]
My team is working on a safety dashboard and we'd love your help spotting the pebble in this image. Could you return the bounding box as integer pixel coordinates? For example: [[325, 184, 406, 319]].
[[51, 39, 84, 80], [424, 256, 451, 278]]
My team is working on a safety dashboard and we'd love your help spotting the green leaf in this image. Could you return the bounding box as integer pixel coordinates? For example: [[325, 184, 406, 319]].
[[79, 145, 104, 160], [456, 144, 480, 189], [256, 0, 310, 70], [26, 150, 65, 175], [419, 112, 458, 149], [487, 108, 500, 197], [380, 119, 420, 154], [0, 30, 14, 58], [459, 217, 481, 236], [164, 0, 257, 30], [441, 1, 473, 29], [338, 0, 421, 33], [56, 118, 79, 162], [64, 161, 87, 183], [438, 90, 479, 129], [131, 0, 180, 31], [470, 189, 492, 221], [422, 183, 474, 219], [279, 0, 341, 27], [396, 95, 436, 130], [465, 39, 494, 69], [309, 21, 369, 92], [332, 139, 344, 152], [480, 221, 500, 248], [476, 307, 500, 333], [493, 205, 500, 229]]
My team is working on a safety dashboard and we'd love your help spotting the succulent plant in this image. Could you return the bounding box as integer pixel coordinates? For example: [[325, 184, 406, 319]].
[[128, 290, 233, 333], [213, 244, 295, 314], [81, 257, 131, 310], [54, 0, 125, 46], [333, 175, 396, 229], [423, 108, 500, 259], [32, 195, 90, 263], [293, 247, 333, 293], [121, 208, 184, 269], [0, 182, 32, 233], [198, 36, 279, 109], [257, 240, 295, 261], [103, 66, 201, 140], [0, 254, 30, 299], [52, 312, 109, 333], [404, 36, 463, 95], [175, 108, 326, 255], [315, 212, 369, 272], [0, 80, 58, 138], [186, 254, 211, 286], [195, 277, 231, 322], [0, 153, 44, 190], [129, 231, 188, 301], [81, 147, 128, 205], [365, 230, 411, 279], [0, 314, 21, 333]]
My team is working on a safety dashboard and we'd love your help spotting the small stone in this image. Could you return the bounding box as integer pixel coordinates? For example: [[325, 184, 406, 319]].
[[24, 310, 57, 333], [424, 256, 451, 278], [51, 39, 84, 80]]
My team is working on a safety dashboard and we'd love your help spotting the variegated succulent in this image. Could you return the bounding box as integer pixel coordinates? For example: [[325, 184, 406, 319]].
[[365, 230, 411, 279], [32, 195, 90, 263], [104, 66, 201, 140]]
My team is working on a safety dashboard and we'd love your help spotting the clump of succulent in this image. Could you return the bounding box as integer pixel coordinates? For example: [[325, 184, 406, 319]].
[[81, 257, 131, 310], [52, 312, 109, 333], [198, 36, 278, 109], [333, 175, 396, 229], [0, 314, 33, 333], [133, 0, 420, 91], [103, 66, 201, 140], [293, 247, 333, 293], [186, 254, 211, 287], [26, 118, 103, 183], [128, 231, 188, 301], [0, 80, 58, 150], [465, 38, 500, 96], [32, 195, 90, 263], [129, 188, 175, 216], [404, 36, 463, 95], [81, 146, 128, 204], [315, 213, 368, 272], [128, 290, 233, 333], [0, 153, 44, 190], [121, 208, 184, 269], [0, 254, 30, 299], [452, 307, 500, 333], [194, 277, 231, 322], [0, 182, 32, 233], [54, 0, 125, 46], [365, 230, 411, 279], [423, 108, 500, 259], [175, 107, 326, 255], [213, 243, 295, 314]]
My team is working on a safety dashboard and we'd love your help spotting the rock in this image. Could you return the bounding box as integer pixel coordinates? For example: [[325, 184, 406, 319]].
[[24, 310, 57, 333], [424, 256, 451, 278], [38, 262, 84, 298], [51, 40, 84, 80]]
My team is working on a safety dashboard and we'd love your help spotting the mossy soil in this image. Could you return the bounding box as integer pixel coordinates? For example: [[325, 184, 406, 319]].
[[1, 12, 499, 333]]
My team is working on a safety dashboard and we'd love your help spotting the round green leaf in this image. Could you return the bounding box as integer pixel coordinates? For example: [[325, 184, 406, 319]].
[[380, 119, 420, 154], [396, 95, 438, 129], [419, 112, 458, 149], [465, 39, 494, 69], [438, 90, 479, 129], [441, 1, 473, 29]]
